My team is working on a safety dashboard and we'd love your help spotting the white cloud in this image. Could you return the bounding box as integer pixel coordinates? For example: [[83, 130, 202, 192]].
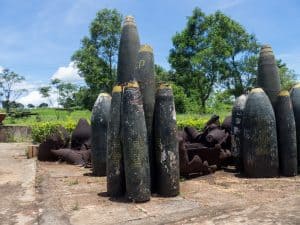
[[18, 90, 58, 107], [0, 65, 4, 73], [51, 62, 83, 83]]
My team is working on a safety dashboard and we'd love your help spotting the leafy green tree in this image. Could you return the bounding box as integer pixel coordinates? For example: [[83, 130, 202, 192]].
[[0, 68, 27, 113], [72, 8, 122, 109], [27, 104, 35, 108], [38, 103, 48, 108], [169, 8, 260, 111], [205, 11, 259, 97], [277, 59, 298, 91], [39, 79, 78, 110], [169, 8, 220, 112], [39, 86, 53, 106], [155, 64, 171, 83]]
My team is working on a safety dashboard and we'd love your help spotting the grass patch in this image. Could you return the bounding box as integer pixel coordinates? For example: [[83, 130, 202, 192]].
[[68, 179, 79, 186]]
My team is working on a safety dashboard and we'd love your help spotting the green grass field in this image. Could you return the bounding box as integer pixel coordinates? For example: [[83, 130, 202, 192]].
[[2, 108, 231, 130]]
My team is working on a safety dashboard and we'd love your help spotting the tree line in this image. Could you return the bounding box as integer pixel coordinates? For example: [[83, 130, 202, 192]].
[[1, 8, 297, 113]]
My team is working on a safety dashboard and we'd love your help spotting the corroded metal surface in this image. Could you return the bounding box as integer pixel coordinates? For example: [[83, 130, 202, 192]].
[[107, 85, 125, 197], [242, 88, 278, 178], [122, 82, 150, 202], [91, 93, 111, 176], [154, 84, 180, 197], [275, 91, 297, 176]]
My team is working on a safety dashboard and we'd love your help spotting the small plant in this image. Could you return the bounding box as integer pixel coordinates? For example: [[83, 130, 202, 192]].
[[68, 179, 79, 186], [71, 201, 79, 211]]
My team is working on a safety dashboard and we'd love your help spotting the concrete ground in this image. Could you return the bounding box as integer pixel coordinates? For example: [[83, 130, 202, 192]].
[[1, 143, 300, 225], [0, 143, 37, 225]]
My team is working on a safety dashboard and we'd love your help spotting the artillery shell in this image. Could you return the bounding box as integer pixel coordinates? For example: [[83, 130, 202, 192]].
[[107, 85, 125, 197], [231, 94, 247, 171], [117, 16, 140, 83], [290, 83, 300, 172], [257, 44, 281, 107], [122, 81, 151, 202], [91, 93, 111, 176], [242, 88, 279, 178], [275, 91, 297, 176], [134, 44, 156, 191], [154, 84, 180, 197]]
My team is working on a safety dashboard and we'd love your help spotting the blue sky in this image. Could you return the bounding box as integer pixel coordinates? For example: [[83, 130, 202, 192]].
[[0, 0, 299, 105]]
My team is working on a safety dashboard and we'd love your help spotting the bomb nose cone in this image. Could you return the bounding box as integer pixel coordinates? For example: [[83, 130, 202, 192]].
[[250, 87, 264, 93], [257, 44, 281, 107], [260, 44, 274, 56], [139, 44, 153, 53], [124, 15, 136, 26]]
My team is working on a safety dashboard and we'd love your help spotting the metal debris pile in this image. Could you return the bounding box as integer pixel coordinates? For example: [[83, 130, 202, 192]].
[[178, 115, 232, 177]]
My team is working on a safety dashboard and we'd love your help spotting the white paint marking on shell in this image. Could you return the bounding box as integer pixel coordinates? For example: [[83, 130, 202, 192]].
[[172, 103, 176, 121], [161, 149, 167, 162]]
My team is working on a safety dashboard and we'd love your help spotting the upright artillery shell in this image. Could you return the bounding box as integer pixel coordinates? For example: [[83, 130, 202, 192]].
[[134, 44, 156, 191], [107, 85, 125, 197], [91, 93, 111, 176], [154, 84, 180, 197], [242, 88, 279, 178], [290, 83, 300, 172], [257, 45, 281, 107], [231, 94, 247, 171], [117, 16, 140, 83], [122, 81, 151, 202], [275, 91, 297, 176]]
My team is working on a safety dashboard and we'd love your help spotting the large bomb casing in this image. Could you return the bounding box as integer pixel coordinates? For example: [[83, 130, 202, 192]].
[[275, 91, 297, 176], [122, 82, 151, 202], [117, 16, 140, 83], [91, 93, 111, 176], [242, 88, 279, 178], [231, 94, 247, 171], [257, 45, 281, 107], [154, 84, 180, 197], [107, 85, 125, 197], [134, 44, 156, 191], [290, 83, 300, 172]]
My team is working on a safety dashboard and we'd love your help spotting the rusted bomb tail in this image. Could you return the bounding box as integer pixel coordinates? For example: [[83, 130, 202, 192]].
[[242, 88, 279, 178], [91, 93, 111, 176], [275, 91, 297, 176], [117, 16, 140, 83], [122, 81, 151, 202], [107, 85, 125, 197], [231, 94, 247, 171], [257, 45, 281, 107], [154, 84, 180, 197], [290, 83, 300, 172], [134, 44, 156, 191]]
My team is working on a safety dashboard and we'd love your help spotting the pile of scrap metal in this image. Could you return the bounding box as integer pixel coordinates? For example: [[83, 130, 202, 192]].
[[37, 118, 92, 166], [178, 115, 232, 177]]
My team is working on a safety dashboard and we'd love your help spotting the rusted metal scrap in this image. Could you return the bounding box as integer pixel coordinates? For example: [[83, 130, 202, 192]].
[[178, 115, 232, 177]]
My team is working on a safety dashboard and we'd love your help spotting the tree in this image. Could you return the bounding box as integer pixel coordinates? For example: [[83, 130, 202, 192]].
[[51, 79, 78, 109], [72, 8, 122, 109], [169, 8, 259, 112], [39, 86, 53, 106], [0, 68, 27, 113], [38, 103, 48, 108], [277, 59, 298, 91], [39, 79, 78, 109], [206, 11, 259, 97], [169, 8, 219, 112], [27, 104, 35, 108]]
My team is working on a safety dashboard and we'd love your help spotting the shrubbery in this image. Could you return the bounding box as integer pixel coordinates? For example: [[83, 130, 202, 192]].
[[31, 119, 76, 143]]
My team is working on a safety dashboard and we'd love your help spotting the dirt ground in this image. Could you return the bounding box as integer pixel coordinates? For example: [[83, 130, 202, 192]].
[[1, 143, 300, 225]]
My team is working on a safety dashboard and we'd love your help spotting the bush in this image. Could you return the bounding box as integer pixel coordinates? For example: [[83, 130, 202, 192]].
[[176, 116, 208, 130], [31, 119, 77, 143]]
